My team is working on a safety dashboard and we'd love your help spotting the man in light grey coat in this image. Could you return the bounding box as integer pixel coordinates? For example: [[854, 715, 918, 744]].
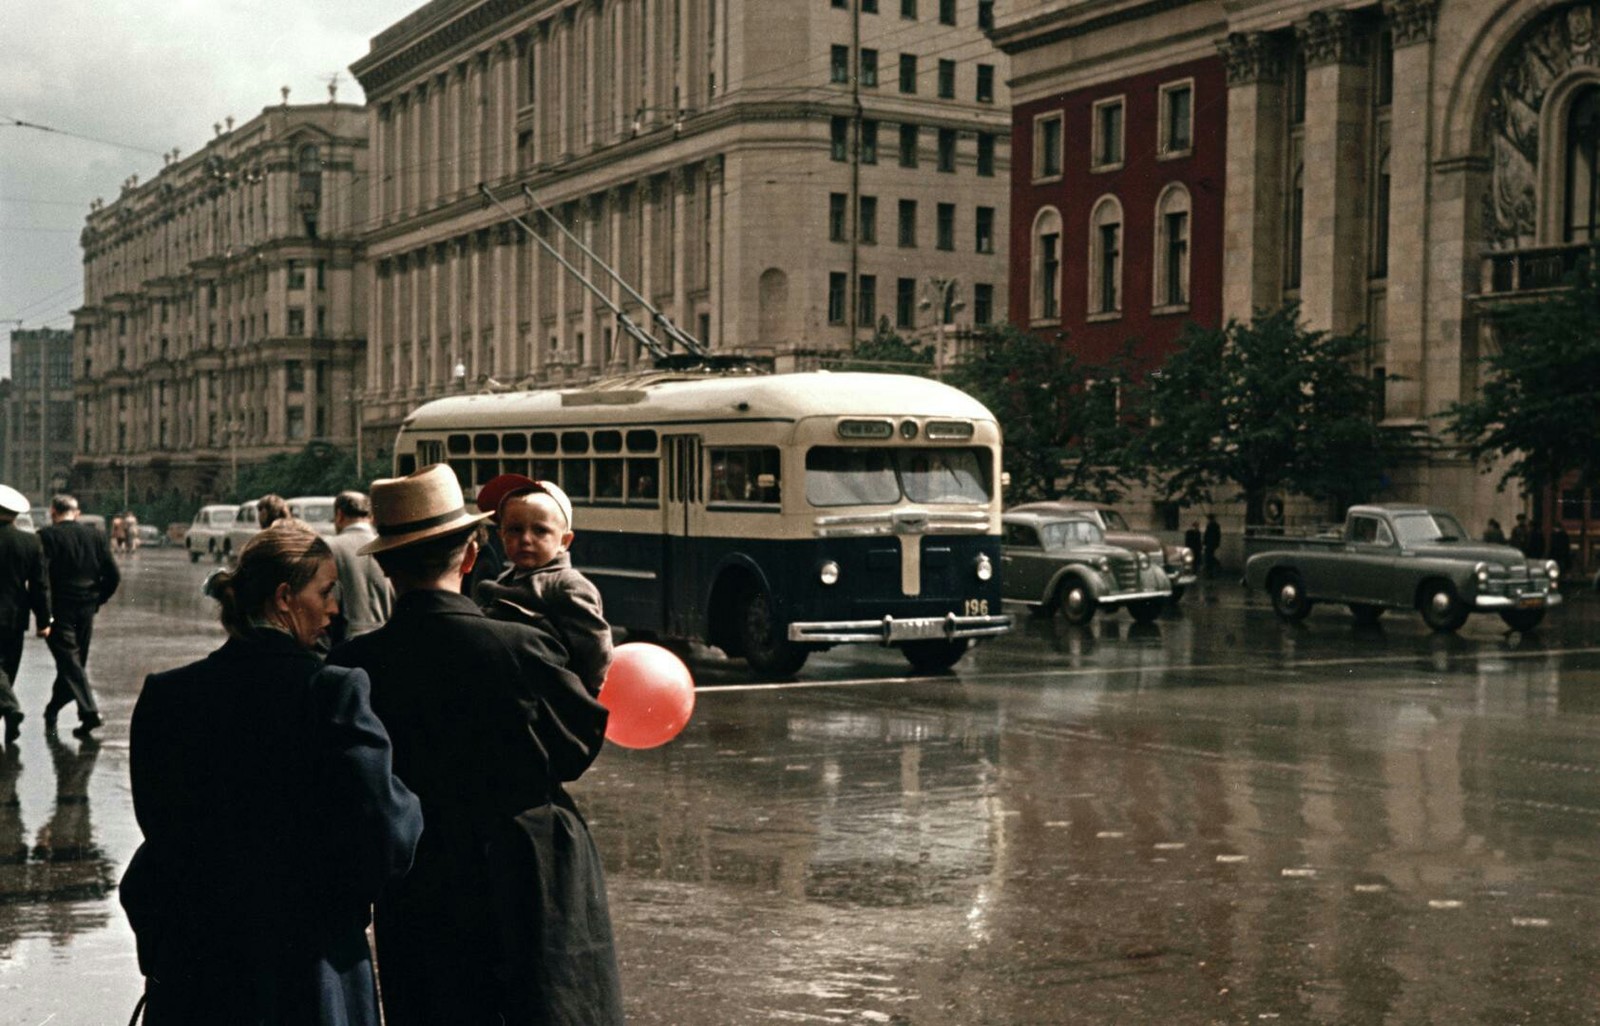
[[328, 491, 394, 645]]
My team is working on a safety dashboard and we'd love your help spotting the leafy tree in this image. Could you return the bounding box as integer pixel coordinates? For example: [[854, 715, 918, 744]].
[[1444, 268, 1600, 508], [835, 321, 935, 373], [232, 442, 392, 503], [1131, 304, 1395, 524], [944, 325, 1139, 503]]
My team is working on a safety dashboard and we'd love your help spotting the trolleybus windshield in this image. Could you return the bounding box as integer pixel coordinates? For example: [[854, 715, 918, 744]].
[[804, 446, 991, 507]]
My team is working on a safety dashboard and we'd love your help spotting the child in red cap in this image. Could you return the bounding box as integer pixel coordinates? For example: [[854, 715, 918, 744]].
[[473, 474, 613, 693]]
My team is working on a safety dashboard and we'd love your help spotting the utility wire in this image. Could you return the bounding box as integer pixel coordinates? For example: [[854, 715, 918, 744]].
[[1, 115, 168, 157]]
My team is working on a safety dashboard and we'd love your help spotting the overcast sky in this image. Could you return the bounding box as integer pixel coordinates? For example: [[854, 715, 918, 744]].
[[0, 0, 423, 377]]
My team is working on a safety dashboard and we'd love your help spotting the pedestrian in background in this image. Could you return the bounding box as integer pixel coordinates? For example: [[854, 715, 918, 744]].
[[121, 522, 421, 1025], [1509, 513, 1529, 555], [1203, 514, 1222, 576], [257, 493, 291, 530], [0, 485, 50, 747], [1184, 522, 1203, 563], [1484, 518, 1506, 544], [38, 494, 119, 739], [326, 490, 393, 646], [1549, 522, 1571, 574]]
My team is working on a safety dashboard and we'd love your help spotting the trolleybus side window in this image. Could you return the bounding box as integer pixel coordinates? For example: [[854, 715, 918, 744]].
[[709, 447, 781, 506]]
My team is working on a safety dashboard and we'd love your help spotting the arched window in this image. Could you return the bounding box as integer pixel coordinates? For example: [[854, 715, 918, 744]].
[[1089, 196, 1122, 316], [1030, 206, 1062, 322], [1153, 184, 1191, 309], [1566, 86, 1600, 242]]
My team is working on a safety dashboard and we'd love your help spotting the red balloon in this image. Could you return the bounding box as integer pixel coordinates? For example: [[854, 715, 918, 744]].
[[599, 643, 696, 749]]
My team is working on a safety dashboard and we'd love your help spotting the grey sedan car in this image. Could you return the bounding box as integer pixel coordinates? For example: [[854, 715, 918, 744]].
[[1001, 511, 1173, 626]]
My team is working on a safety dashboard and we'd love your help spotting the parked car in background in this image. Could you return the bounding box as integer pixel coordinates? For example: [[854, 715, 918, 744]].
[[225, 500, 263, 561], [1244, 504, 1563, 632], [288, 496, 337, 537], [79, 513, 107, 536], [185, 504, 238, 563], [1000, 511, 1173, 626], [1008, 499, 1197, 600], [135, 523, 164, 548]]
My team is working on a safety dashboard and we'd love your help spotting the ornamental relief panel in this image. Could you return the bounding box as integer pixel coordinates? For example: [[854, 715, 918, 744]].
[[1482, 3, 1600, 248]]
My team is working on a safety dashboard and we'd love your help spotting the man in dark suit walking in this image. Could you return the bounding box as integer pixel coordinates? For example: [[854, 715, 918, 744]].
[[0, 484, 50, 746], [38, 494, 119, 739], [328, 464, 622, 1026]]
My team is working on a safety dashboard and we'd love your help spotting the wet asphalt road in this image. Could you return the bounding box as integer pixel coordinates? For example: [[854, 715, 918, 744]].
[[3, 548, 1600, 1024]]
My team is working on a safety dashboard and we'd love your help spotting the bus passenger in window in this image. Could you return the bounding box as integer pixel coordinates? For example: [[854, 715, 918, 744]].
[[472, 474, 613, 694]]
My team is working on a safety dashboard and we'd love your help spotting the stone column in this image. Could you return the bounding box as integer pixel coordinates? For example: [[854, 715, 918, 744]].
[[393, 98, 409, 218], [451, 64, 467, 197], [496, 223, 514, 378], [493, 41, 511, 181], [582, 197, 600, 371], [608, 190, 627, 368], [671, 166, 689, 333], [434, 72, 449, 202], [1218, 32, 1287, 322], [707, 155, 724, 352], [531, 24, 548, 163], [1297, 10, 1370, 335]]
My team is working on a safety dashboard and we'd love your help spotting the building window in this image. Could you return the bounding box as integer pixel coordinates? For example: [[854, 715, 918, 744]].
[[831, 44, 849, 84], [902, 0, 917, 17], [899, 123, 919, 167], [829, 192, 848, 242], [1289, 51, 1307, 126], [288, 406, 306, 441], [938, 59, 956, 99], [861, 49, 879, 87], [1159, 81, 1193, 156], [898, 199, 918, 247], [978, 0, 994, 30], [936, 203, 955, 250], [975, 206, 995, 253], [287, 307, 306, 336], [828, 272, 848, 325], [860, 195, 878, 244], [863, 0, 878, 11], [287, 260, 306, 290], [316, 260, 327, 289], [286, 360, 306, 392], [896, 278, 917, 328], [899, 53, 917, 94], [1567, 86, 1600, 242], [977, 132, 995, 176], [1374, 30, 1394, 107], [1092, 97, 1124, 169], [1286, 163, 1304, 289], [1033, 113, 1063, 180], [858, 275, 877, 327], [939, 0, 956, 25], [832, 0, 847, 7], [1372, 134, 1391, 276], [861, 119, 878, 163], [1154, 184, 1191, 309], [831, 116, 849, 161], [938, 127, 957, 171], [1089, 196, 1123, 315], [973, 283, 993, 325], [976, 64, 995, 103], [1032, 207, 1062, 322]]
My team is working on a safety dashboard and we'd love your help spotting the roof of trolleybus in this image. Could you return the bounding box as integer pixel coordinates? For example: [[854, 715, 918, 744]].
[[399, 370, 999, 432]]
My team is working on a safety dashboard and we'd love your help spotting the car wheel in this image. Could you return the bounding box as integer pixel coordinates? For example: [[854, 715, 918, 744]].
[[1056, 578, 1096, 626], [1269, 571, 1313, 622], [1128, 599, 1164, 624], [1419, 583, 1468, 633], [1168, 585, 1186, 603], [739, 587, 808, 678], [1348, 603, 1384, 626], [1499, 607, 1545, 632], [902, 639, 969, 674], [188, 549, 200, 563]]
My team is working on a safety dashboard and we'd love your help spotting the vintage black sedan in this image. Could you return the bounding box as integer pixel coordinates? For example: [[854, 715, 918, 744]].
[[1000, 511, 1173, 625]]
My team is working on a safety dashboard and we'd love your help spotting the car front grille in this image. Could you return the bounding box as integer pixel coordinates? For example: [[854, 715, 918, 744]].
[[1111, 556, 1139, 592]]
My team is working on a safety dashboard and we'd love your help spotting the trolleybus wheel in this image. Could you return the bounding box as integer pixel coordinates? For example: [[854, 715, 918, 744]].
[[739, 587, 808, 678], [901, 639, 969, 674]]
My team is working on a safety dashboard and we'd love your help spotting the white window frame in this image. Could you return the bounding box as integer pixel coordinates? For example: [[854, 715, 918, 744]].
[[1032, 111, 1064, 183], [1157, 78, 1195, 159], [1030, 206, 1063, 325], [1090, 96, 1126, 172], [1088, 195, 1123, 320], [1152, 183, 1192, 314]]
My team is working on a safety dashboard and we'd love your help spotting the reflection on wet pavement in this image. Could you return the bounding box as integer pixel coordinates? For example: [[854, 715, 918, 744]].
[[6, 551, 1600, 1023]]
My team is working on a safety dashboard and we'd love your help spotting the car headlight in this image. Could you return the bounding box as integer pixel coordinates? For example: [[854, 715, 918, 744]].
[[1182, 547, 1195, 567], [1097, 557, 1111, 573], [1475, 562, 1489, 585], [819, 560, 840, 586], [1546, 560, 1560, 582], [1137, 552, 1149, 569], [975, 553, 993, 581]]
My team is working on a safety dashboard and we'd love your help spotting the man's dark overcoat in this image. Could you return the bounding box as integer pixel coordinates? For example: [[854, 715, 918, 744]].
[[0, 521, 50, 720], [121, 630, 423, 1025], [328, 589, 622, 1026]]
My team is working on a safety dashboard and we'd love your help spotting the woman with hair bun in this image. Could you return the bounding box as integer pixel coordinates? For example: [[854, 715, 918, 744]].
[[121, 521, 422, 1025]]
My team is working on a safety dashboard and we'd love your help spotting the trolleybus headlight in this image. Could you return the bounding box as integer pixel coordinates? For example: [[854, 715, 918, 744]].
[[819, 560, 841, 586], [1475, 562, 1489, 585], [1546, 560, 1561, 583], [975, 553, 993, 581]]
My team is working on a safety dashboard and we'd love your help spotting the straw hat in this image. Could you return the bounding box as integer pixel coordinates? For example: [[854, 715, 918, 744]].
[[0, 485, 27, 516], [475, 473, 573, 530], [359, 464, 493, 555]]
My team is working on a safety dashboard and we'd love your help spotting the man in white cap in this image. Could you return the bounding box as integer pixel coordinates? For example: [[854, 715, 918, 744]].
[[0, 484, 50, 746], [326, 464, 622, 1026]]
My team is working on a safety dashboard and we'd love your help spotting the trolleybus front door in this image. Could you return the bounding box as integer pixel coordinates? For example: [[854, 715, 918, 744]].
[[663, 434, 705, 638]]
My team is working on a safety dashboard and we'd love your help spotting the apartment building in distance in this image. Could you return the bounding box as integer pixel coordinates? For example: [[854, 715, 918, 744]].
[[0, 328, 75, 504], [351, 0, 1011, 439], [73, 98, 369, 506]]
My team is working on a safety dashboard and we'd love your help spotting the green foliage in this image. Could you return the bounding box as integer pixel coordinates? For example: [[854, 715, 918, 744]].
[[1444, 269, 1600, 495], [1131, 304, 1394, 524], [231, 443, 392, 504], [835, 323, 936, 373], [944, 324, 1139, 503]]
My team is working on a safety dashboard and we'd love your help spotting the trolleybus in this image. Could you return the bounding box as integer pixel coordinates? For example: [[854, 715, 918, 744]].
[[393, 369, 1011, 676]]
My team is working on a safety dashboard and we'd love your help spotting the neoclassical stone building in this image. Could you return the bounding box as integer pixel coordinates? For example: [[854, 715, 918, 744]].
[[997, 0, 1600, 550], [351, 0, 1012, 439], [73, 100, 368, 506]]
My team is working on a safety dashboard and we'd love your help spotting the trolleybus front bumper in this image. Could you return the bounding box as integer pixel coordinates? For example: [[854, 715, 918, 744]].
[[788, 613, 1013, 645]]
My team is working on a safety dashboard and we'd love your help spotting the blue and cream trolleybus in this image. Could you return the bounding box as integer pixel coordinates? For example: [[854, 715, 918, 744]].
[[393, 369, 1011, 676]]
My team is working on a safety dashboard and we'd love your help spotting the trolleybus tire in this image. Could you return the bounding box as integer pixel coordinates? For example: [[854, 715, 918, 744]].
[[901, 639, 969, 674], [739, 587, 808, 678]]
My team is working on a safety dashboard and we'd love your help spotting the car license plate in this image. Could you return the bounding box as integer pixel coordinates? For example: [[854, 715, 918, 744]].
[[889, 618, 946, 641], [1519, 596, 1544, 609]]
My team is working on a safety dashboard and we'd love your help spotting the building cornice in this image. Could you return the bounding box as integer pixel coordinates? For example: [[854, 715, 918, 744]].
[[353, 0, 545, 96], [1217, 30, 1286, 85], [990, 0, 1201, 54], [1296, 9, 1366, 67], [1382, 0, 1438, 47]]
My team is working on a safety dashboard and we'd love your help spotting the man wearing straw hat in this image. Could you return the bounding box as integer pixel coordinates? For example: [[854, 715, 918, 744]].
[[0, 484, 50, 746], [328, 464, 622, 1026]]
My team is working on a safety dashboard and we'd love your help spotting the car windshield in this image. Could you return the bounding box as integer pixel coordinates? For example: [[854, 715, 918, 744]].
[[1039, 520, 1102, 549], [294, 503, 334, 523], [1101, 509, 1130, 531], [1392, 512, 1468, 545], [806, 447, 990, 507]]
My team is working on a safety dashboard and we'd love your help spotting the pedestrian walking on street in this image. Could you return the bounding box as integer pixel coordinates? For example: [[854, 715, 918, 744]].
[[257, 493, 290, 529], [1203, 514, 1222, 576], [326, 490, 393, 646], [0, 485, 50, 747], [329, 464, 622, 1026], [1509, 513, 1530, 555], [120, 522, 422, 1025], [38, 494, 119, 739], [1484, 518, 1506, 544]]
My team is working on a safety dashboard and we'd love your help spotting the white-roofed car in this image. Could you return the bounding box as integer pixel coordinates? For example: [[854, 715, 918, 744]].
[[225, 500, 263, 561], [185, 504, 238, 563], [288, 496, 337, 537]]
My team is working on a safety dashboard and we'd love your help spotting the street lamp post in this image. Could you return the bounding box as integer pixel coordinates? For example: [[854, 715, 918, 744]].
[[352, 389, 365, 478], [919, 277, 964, 376], [228, 419, 241, 496]]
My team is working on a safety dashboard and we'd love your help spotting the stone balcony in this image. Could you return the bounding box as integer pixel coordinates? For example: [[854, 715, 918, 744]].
[[1479, 242, 1599, 300]]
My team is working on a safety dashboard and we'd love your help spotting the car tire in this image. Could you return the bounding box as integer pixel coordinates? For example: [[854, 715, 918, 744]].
[[1056, 578, 1096, 626], [1499, 607, 1545, 632], [739, 586, 808, 678], [1419, 583, 1469, 633], [1269, 571, 1313, 622], [188, 549, 200, 563], [1128, 599, 1164, 624], [902, 639, 969, 674], [1348, 603, 1384, 626], [1168, 586, 1186, 603]]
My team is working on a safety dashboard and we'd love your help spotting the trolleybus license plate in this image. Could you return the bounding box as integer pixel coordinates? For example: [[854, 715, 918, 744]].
[[890, 618, 948, 640]]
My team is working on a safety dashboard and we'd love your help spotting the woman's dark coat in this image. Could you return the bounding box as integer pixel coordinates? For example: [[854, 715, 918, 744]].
[[121, 630, 422, 1025]]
